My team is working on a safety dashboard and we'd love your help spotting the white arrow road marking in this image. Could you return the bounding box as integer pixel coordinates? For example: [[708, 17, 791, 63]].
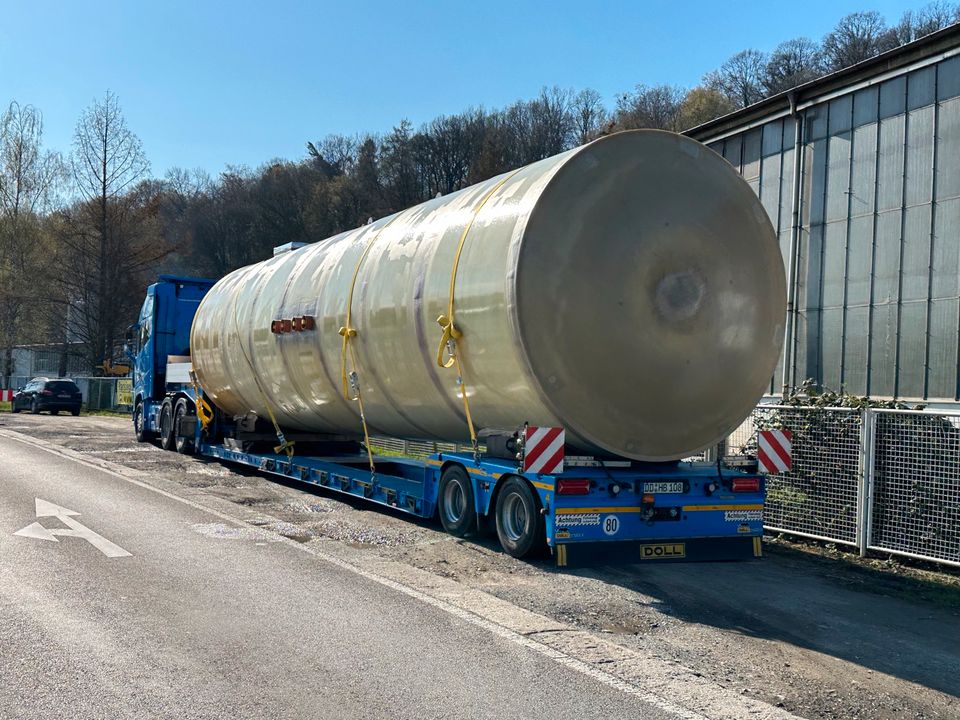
[[35, 498, 81, 517], [14, 522, 59, 542], [14, 498, 132, 558]]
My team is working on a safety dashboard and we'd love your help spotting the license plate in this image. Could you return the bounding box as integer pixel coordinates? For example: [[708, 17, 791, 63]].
[[643, 481, 684, 494], [58, 394, 70, 398], [639, 543, 685, 559]]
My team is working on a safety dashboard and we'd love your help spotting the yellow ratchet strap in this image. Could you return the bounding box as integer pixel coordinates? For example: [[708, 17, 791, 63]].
[[189, 371, 215, 431], [339, 214, 402, 474], [436, 169, 522, 452], [195, 389, 215, 430]]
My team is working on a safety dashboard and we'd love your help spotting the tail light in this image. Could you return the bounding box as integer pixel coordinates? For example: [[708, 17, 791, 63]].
[[557, 479, 591, 495], [732, 477, 761, 493], [41, 390, 53, 396]]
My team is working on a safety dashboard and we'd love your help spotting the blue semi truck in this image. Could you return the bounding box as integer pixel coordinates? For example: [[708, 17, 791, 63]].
[[130, 275, 766, 567]]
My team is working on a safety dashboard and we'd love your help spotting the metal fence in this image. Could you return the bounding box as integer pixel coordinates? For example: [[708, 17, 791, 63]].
[[0, 376, 131, 412], [370, 436, 483, 459], [740, 404, 960, 568]]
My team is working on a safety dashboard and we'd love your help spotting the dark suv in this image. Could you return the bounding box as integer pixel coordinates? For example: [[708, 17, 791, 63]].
[[12, 378, 83, 416]]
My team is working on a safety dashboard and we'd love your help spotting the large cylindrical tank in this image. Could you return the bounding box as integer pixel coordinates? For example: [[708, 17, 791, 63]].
[[190, 130, 786, 461]]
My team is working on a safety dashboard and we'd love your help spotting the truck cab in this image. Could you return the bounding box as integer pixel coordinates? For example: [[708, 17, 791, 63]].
[[130, 276, 214, 440]]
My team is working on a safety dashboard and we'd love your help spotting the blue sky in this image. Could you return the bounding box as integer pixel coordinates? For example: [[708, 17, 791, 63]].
[[0, 0, 926, 177]]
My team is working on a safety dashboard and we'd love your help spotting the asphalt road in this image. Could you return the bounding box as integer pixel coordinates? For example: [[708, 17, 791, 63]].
[[0, 433, 679, 720]]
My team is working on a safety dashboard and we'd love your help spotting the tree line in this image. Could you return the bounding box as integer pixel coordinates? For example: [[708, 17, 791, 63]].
[[0, 4, 957, 380]]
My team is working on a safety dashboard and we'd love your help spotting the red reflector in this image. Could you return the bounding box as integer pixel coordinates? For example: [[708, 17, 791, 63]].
[[732, 477, 761, 492], [556, 479, 590, 495]]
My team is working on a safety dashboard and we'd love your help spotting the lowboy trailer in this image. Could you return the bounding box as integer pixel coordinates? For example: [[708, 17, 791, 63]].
[[130, 275, 766, 567]]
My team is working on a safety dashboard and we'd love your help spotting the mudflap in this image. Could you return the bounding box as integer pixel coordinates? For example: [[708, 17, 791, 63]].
[[554, 536, 763, 568]]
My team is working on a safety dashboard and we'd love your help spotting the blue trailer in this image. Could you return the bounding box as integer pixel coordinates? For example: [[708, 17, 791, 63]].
[[130, 276, 765, 567]]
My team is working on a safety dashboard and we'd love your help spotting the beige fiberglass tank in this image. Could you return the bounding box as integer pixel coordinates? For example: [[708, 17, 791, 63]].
[[190, 130, 786, 461]]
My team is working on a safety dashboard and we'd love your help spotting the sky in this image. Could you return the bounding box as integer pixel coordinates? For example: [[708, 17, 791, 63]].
[[0, 0, 928, 178]]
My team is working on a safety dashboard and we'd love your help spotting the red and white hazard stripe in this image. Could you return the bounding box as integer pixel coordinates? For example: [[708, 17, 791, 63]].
[[758, 429, 792, 474], [523, 426, 565, 475], [0, 389, 13, 402]]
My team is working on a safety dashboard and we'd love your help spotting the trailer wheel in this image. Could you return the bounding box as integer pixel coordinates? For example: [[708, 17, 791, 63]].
[[495, 476, 546, 559], [159, 402, 175, 451], [438, 465, 476, 538], [134, 402, 154, 442], [174, 400, 195, 455]]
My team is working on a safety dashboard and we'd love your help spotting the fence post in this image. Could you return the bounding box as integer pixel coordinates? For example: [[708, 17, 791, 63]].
[[856, 408, 876, 557]]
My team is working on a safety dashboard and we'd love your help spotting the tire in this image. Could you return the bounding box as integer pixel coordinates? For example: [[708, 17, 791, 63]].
[[71, 407, 81, 416], [11, 402, 19, 414], [134, 402, 154, 442], [174, 400, 195, 455], [495, 476, 547, 559], [438, 465, 477, 538], [30, 399, 40, 414], [51, 410, 59, 415], [159, 402, 175, 451]]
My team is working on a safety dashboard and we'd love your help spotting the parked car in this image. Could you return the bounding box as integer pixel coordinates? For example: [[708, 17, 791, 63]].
[[11, 377, 82, 416]]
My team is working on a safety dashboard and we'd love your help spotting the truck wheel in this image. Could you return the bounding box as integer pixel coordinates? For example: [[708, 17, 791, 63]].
[[438, 465, 476, 538], [159, 402, 176, 451], [134, 402, 154, 442], [495, 476, 546, 559], [174, 400, 195, 455]]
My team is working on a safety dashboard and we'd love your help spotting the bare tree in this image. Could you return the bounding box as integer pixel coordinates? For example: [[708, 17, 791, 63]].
[[570, 89, 608, 145], [892, 1, 960, 44], [307, 134, 359, 176], [765, 38, 826, 95], [616, 84, 685, 130], [705, 50, 768, 109], [380, 120, 421, 211], [0, 102, 66, 386], [822, 11, 898, 71], [63, 91, 162, 368], [526, 87, 575, 158]]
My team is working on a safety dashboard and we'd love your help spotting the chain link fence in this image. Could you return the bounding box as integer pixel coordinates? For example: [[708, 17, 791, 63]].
[[736, 405, 960, 567]]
